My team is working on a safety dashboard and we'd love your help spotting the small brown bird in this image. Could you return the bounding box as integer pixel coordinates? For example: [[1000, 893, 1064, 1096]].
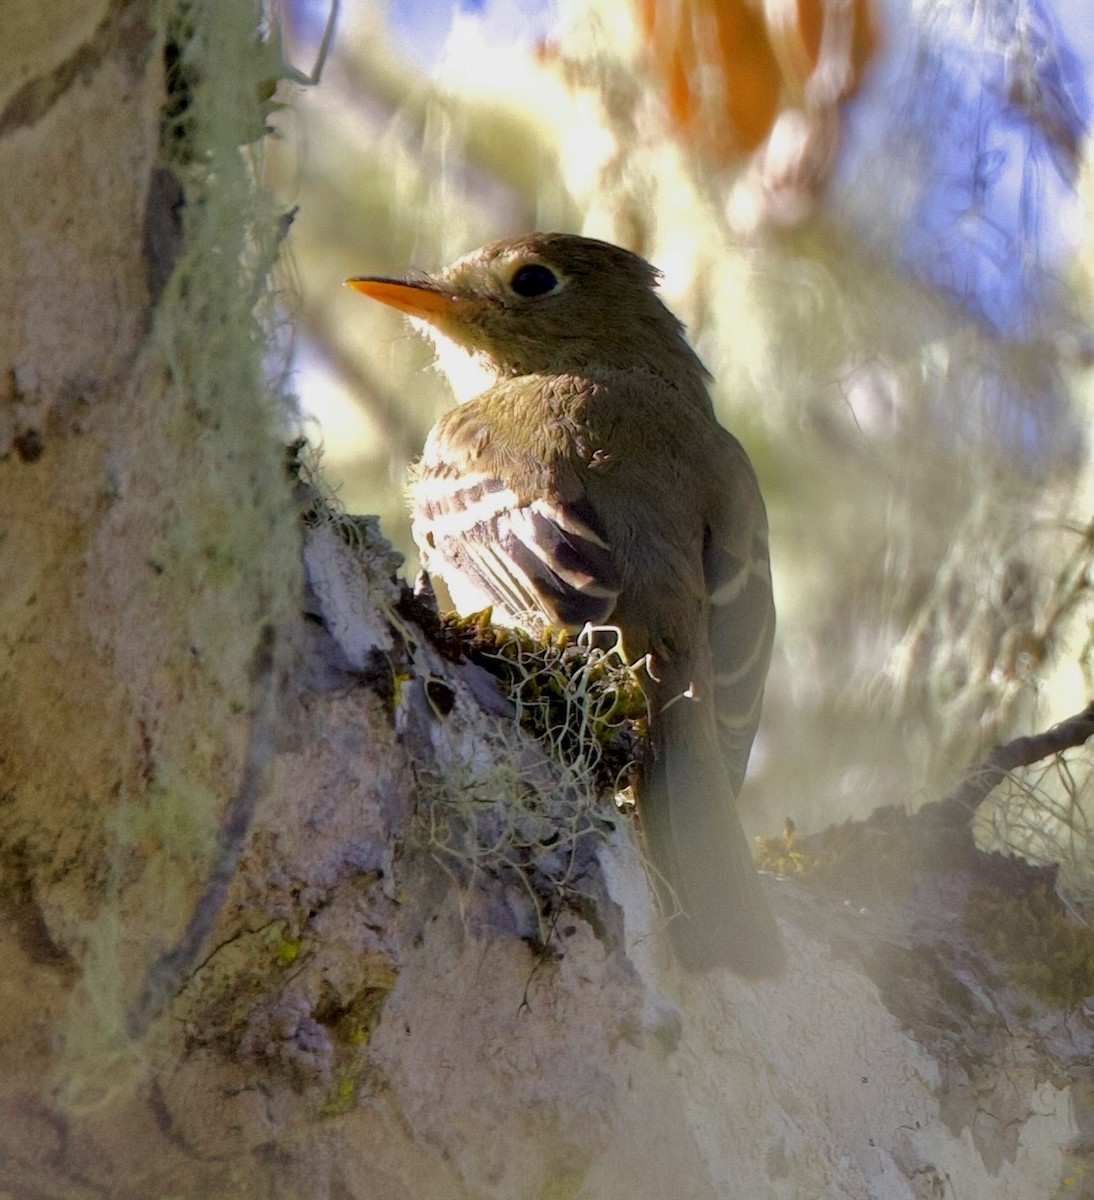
[[348, 232, 782, 977]]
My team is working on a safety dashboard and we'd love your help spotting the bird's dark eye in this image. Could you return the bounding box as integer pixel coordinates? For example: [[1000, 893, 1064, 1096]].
[[509, 263, 558, 298]]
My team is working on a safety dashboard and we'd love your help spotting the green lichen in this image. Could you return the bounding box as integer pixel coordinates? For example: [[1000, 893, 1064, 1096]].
[[313, 969, 397, 1048], [313, 971, 398, 1118], [965, 882, 1094, 1008]]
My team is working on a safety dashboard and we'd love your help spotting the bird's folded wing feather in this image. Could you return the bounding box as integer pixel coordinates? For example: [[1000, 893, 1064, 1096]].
[[413, 467, 622, 629], [704, 518, 775, 794]]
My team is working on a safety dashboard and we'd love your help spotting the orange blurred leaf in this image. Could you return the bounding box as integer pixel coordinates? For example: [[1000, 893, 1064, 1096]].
[[635, 0, 878, 166]]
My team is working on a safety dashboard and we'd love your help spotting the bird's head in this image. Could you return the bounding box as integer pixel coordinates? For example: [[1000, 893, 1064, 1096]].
[[347, 232, 708, 400]]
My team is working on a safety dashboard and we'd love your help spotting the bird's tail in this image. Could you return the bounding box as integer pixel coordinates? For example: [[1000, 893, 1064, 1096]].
[[640, 694, 784, 978]]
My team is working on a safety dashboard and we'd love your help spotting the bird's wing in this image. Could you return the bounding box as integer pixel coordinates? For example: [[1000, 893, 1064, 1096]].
[[702, 453, 776, 794], [412, 466, 622, 629], [636, 440, 780, 975]]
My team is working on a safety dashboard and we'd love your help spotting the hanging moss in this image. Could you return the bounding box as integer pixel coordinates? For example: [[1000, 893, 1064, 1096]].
[[434, 610, 648, 792]]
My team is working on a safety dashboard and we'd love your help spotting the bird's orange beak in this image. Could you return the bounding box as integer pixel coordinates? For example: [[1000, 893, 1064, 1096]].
[[345, 276, 461, 321]]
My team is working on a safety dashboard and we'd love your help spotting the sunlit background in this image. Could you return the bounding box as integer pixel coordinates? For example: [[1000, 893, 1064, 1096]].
[[268, 0, 1094, 894]]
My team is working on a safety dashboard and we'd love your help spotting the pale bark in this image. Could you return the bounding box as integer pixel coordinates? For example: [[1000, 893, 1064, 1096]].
[[0, 4, 1089, 1199]]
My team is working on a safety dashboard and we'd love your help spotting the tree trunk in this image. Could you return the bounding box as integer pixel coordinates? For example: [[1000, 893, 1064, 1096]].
[[0, 4, 1088, 1198]]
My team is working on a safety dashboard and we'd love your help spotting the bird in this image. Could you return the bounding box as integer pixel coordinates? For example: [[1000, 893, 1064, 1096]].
[[347, 232, 783, 977]]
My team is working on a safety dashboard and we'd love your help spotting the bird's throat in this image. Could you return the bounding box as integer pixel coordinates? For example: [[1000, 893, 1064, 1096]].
[[417, 320, 500, 404]]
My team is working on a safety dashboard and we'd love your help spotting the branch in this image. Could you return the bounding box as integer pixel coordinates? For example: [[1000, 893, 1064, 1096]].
[[924, 700, 1094, 833]]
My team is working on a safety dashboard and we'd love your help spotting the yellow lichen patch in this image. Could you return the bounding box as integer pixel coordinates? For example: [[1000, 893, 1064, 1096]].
[[538, 1174, 586, 1200], [321, 1075, 357, 1117], [1060, 1161, 1088, 1189], [755, 818, 814, 874], [276, 937, 301, 966]]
